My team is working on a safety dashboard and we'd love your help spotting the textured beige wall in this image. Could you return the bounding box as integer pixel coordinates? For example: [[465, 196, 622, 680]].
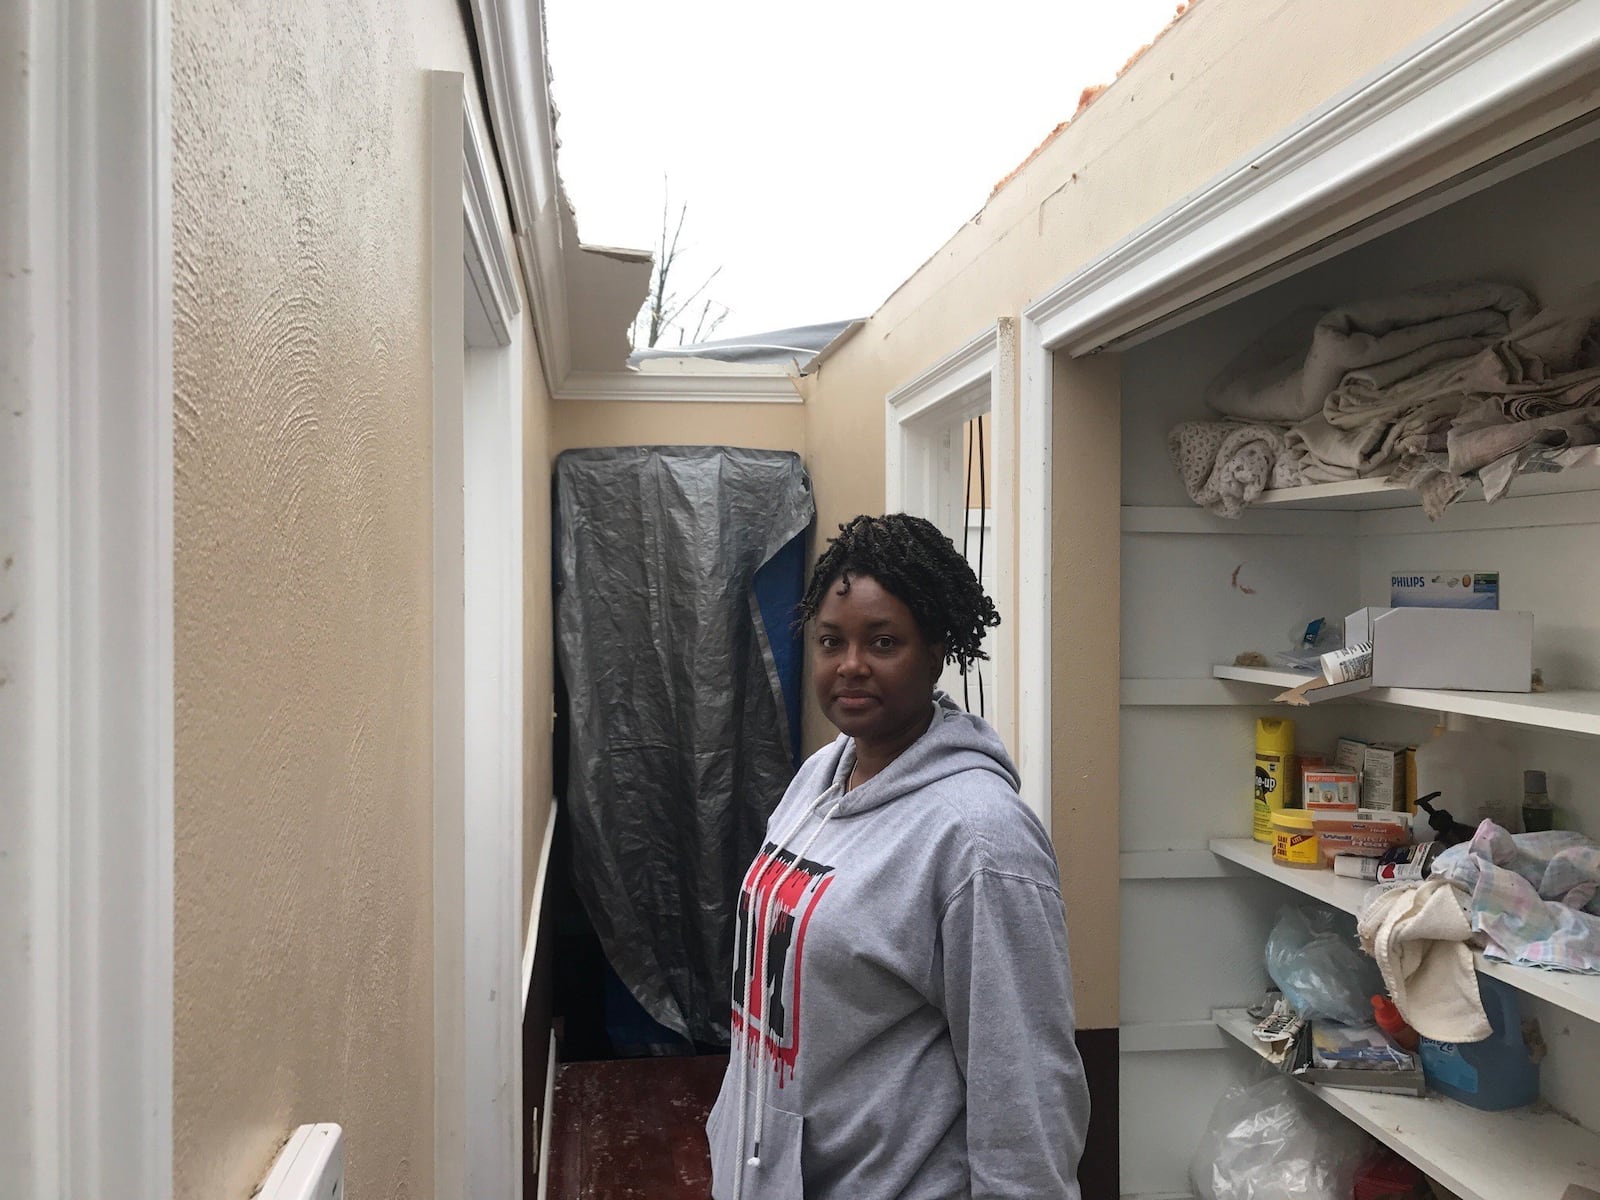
[[170, 0, 526, 1196], [800, 0, 1479, 1029], [551, 397, 807, 456]]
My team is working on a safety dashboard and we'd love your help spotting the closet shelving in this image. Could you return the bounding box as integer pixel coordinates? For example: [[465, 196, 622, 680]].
[[1115, 106, 1600, 1199], [1210, 837, 1600, 1025], [1249, 448, 1600, 510], [1208, 664, 1600, 737], [1212, 1008, 1600, 1200]]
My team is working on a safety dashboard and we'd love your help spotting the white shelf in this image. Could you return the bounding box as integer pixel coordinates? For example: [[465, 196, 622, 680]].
[[1215, 1008, 1600, 1200], [1253, 450, 1600, 510], [1211, 837, 1600, 1026], [1211, 663, 1600, 737]]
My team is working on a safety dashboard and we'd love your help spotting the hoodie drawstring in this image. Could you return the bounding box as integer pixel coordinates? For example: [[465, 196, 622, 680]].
[[731, 786, 842, 1200]]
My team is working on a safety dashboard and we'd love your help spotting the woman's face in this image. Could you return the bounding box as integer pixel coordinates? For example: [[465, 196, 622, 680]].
[[811, 572, 943, 750]]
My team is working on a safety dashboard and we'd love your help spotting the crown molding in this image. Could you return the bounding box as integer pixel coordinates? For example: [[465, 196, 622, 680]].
[[555, 369, 801, 404]]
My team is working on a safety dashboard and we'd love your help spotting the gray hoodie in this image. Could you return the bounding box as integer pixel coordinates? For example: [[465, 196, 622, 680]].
[[707, 694, 1089, 1199]]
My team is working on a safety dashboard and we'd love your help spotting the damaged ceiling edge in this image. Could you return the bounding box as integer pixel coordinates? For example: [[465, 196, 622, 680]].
[[472, 0, 791, 402]]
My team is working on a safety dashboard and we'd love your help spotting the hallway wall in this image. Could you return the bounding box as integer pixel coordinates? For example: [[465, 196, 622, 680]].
[[170, 0, 555, 1195], [551, 396, 806, 457]]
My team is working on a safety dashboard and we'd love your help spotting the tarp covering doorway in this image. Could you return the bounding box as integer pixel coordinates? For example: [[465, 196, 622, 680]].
[[554, 446, 813, 1043]]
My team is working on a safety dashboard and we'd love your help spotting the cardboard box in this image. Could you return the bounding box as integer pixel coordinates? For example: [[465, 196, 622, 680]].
[[1313, 808, 1411, 863], [1281, 608, 1534, 706], [1361, 743, 1408, 811], [1333, 737, 1367, 773], [1304, 767, 1359, 811]]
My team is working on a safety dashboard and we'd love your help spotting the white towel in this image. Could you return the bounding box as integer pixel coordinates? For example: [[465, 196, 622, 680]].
[[1203, 307, 1327, 422], [1357, 879, 1490, 1043]]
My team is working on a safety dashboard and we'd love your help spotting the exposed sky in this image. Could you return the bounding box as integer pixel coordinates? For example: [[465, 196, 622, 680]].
[[546, 0, 1184, 341]]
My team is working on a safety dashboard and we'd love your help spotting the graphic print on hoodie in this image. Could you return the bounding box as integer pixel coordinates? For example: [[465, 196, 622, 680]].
[[708, 694, 1090, 1200], [730, 847, 835, 1081]]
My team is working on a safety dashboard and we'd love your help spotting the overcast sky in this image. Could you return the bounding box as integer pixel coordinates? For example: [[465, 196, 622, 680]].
[[546, 0, 1183, 340]]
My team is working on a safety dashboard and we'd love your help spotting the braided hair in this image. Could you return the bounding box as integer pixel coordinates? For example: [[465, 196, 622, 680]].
[[799, 513, 1000, 673]]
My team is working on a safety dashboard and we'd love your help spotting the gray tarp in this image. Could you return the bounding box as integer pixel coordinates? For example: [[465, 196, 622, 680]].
[[555, 447, 814, 1043]]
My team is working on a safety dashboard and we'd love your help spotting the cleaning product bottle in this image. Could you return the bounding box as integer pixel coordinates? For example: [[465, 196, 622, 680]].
[[1253, 718, 1296, 844], [1413, 792, 1477, 848], [1411, 713, 1518, 836], [1419, 974, 1541, 1110], [1371, 994, 1420, 1052]]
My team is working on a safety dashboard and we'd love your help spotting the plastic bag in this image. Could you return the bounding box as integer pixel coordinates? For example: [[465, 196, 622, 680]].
[[1190, 1074, 1375, 1200], [1265, 906, 1385, 1025]]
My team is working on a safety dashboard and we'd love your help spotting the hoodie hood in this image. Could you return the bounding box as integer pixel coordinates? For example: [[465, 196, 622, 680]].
[[825, 691, 1021, 816]]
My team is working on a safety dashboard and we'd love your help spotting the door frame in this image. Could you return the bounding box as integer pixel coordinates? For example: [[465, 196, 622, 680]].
[[431, 70, 528, 1200], [2, 0, 175, 1195], [884, 321, 1023, 809]]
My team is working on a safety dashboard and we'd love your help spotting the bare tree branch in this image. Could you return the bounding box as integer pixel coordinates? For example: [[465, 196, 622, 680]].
[[632, 179, 729, 350]]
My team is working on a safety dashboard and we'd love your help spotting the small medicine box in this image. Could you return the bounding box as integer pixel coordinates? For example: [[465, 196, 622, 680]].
[[1304, 768, 1359, 811]]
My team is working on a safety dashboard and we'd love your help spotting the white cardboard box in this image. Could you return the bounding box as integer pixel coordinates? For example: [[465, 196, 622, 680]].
[[1287, 608, 1533, 704]]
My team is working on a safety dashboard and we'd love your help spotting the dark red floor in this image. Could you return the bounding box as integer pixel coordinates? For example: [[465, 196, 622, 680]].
[[546, 1055, 729, 1200]]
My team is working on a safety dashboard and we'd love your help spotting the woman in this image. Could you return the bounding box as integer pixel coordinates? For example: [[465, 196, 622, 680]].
[[707, 513, 1089, 1199]]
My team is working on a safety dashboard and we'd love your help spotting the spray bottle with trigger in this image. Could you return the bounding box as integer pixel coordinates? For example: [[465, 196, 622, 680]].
[[1414, 791, 1477, 848]]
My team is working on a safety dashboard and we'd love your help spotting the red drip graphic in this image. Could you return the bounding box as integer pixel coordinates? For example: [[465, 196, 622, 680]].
[[729, 845, 834, 1085]]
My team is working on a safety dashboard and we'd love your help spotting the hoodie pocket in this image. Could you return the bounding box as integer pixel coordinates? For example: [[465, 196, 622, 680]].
[[708, 1095, 806, 1200]]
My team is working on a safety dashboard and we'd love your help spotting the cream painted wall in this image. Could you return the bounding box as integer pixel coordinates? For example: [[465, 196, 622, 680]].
[[525, 328, 557, 934], [800, 0, 1479, 1029], [171, 1, 555, 1196], [551, 397, 807, 455]]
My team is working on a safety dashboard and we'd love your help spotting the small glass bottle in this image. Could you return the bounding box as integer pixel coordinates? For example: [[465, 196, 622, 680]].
[[1522, 769, 1555, 833]]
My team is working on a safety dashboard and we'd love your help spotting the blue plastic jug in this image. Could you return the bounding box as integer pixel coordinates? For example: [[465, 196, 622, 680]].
[[1420, 974, 1540, 1110]]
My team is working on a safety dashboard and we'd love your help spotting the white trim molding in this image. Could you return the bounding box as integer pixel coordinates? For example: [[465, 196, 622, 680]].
[[884, 325, 1024, 765], [463, 98, 520, 350], [885, 326, 997, 522], [1026, 0, 1600, 357], [466, 0, 570, 388], [556, 368, 801, 404], [3, 0, 175, 1194], [432, 69, 529, 1200], [522, 801, 559, 1011], [1015, 317, 1052, 834]]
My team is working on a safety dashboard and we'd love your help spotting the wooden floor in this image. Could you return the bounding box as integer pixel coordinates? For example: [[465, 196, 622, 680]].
[[546, 1054, 728, 1200]]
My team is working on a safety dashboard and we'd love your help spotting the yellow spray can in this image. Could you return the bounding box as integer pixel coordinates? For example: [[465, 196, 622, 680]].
[[1252, 717, 1297, 844]]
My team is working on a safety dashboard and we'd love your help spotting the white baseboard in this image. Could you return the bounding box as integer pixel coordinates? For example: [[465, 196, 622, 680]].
[[522, 799, 559, 1011]]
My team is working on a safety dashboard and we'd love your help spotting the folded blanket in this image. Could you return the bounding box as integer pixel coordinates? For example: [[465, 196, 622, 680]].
[[1448, 406, 1600, 476], [1432, 822, 1600, 973], [1203, 307, 1327, 422], [1168, 421, 1300, 517], [1290, 394, 1465, 478], [1303, 281, 1535, 410], [1357, 878, 1489, 1042]]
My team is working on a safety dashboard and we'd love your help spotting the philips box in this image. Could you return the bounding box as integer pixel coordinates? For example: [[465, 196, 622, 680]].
[[1390, 571, 1499, 610]]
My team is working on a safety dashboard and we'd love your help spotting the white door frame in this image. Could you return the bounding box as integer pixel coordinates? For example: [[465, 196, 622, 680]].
[[432, 71, 526, 1200], [2, 0, 174, 1195], [1016, 0, 1600, 842], [884, 321, 1022, 798]]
